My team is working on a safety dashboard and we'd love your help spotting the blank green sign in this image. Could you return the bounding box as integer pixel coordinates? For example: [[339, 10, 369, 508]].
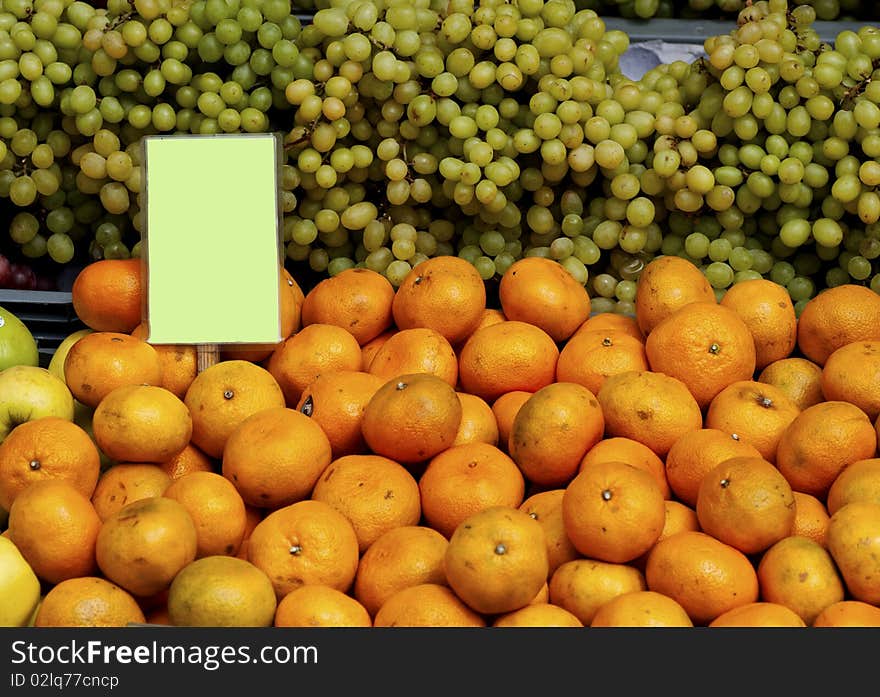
[[143, 133, 282, 345]]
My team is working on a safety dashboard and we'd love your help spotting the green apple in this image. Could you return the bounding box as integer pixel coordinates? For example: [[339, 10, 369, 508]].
[[0, 305, 39, 372], [0, 365, 75, 443], [0, 536, 41, 627], [47, 328, 92, 384]]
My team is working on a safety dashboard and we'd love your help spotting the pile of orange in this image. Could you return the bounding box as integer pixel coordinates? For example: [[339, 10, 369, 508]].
[[4, 253, 880, 628]]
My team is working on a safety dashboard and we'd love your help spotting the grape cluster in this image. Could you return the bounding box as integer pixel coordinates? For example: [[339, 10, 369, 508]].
[[577, 0, 874, 22]]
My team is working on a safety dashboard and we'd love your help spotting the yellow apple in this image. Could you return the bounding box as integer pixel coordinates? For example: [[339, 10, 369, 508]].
[[47, 328, 92, 384], [0, 305, 39, 371], [0, 536, 41, 627], [0, 365, 75, 443]]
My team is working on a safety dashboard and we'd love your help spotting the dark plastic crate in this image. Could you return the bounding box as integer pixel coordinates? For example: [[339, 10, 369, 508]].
[[0, 290, 85, 369]]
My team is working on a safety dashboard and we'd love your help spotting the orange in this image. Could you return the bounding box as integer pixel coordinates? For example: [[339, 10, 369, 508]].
[[756, 535, 845, 625], [556, 329, 649, 397], [452, 392, 499, 447], [295, 370, 385, 458], [8, 479, 101, 584], [590, 590, 694, 627], [644, 530, 759, 625], [574, 312, 644, 341], [366, 327, 459, 387], [222, 406, 332, 509], [757, 357, 824, 411], [419, 442, 526, 540], [64, 331, 163, 409], [493, 602, 584, 627], [71, 258, 143, 333], [360, 329, 395, 371], [562, 459, 666, 564], [91, 463, 172, 521], [509, 382, 605, 488], [498, 256, 591, 342], [472, 307, 507, 334], [696, 455, 796, 555], [267, 323, 363, 406], [821, 341, 880, 420], [361, 373, 462, 464], [812, 600, 880, 627], [301, 267, 395, 345], [246, 499, 360, 599], [776, 401, 877, 498], [0, 416, 101, 511], [633, 255, 716, 336], [596, 370, 703, 458], [547, 558, 647, 626], [274, 584, 372, 627], [708, 602, 807, 627], [518, 489, 580, 576], [34, 576, 146, 627], [130, 322, 197, 400], [391, 255, 487, 346], [825, 501, 880, 605], [310, 454, 422, 553], [163, 471, 248, 558], [158, 443, 215, 480], [631, 499, 703, 572], [827, 458, 880, 515], [96, 496, 198, 597], [92, 384, 192, 464], [644, 301, 757, 409], [443, 505, 549, 615], [491, 390, 533, 451], [183, 359, 286, 459], [236, 505, 264, 561], [796, 284, 880, 365], [579, 436, 670, 500], [704, 380, 801, 463], [458, 321, 559, 403], [372, 583, 486, 627], [719, 278, 797, 371], [353, 525, 449, 617], [792, 491, 830, 547]]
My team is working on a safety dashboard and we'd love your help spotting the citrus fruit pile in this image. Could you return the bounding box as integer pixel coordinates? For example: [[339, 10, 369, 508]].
[[2, 252, 880, 628]]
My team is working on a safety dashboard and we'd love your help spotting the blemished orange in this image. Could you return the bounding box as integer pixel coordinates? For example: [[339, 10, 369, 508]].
[[493, 603, 584, 627], [498, 256, 591, 342], [821, 341, 880, 421], [518, 489, 580, 576], [509, 382, 605, 488], [183, 359, 286, 459], [302, 267, 395, 346], [163, 471, 248, 558], [222, 406, 332, 510], [34, 576, 146, 627], [826, 458, 880, 515], [562, 459, 666, 564], [574, 312, 644, 341], [491, 391, 533, 452], [757, 356, 825, 412], [158, 443, 215, 480], [372, 583, 486, 627], [360, 330, 395, 371], [246, 499, 360, 599], [8, 479, 101, 584], [633, 255, 716, 336], [704, 380, 801, 463], [391, 255, 487, 346], [95, 496, 198, 597], [452, 392, 499, 447], [295, 370, 385, 458], [71, 258, 143, 333], [825, 501, 880, 605], [361, 373, 462, 465], [64, 331, 163, 409], [90, 463, 172, 521], [708, 602, 807, 627], [443, 506, 549, 615], [596, 370, 703, 458], [458, 321, 559, 403], [267, 323, 363, 407], [776, 401, 877, 499], [719, 278, 797, 371], [555, 329, 649, 397], [579, 436, 670, 500], [419, 442, 526, 540], [0, 416, 101, 511], [644, 301, 757, 409], [310, 454, 422, 553], [756, 535, 845, 625], [796, 284, 880, 365], [792, 491, 831, 547], [366, 327, 459, 387], [547, 558, 647, 626], [645, 530, 759, 625], [812, 600, 880, 627], [590, 590, 694, 627], [92, 384, 193, 465], [130, 322, 198, 400], [274, 584, 372, 627], [353, 525, 449, 617]]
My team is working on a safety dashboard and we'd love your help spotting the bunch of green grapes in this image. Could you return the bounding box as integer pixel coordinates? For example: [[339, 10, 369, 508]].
[[578, 0, 872, 20]]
